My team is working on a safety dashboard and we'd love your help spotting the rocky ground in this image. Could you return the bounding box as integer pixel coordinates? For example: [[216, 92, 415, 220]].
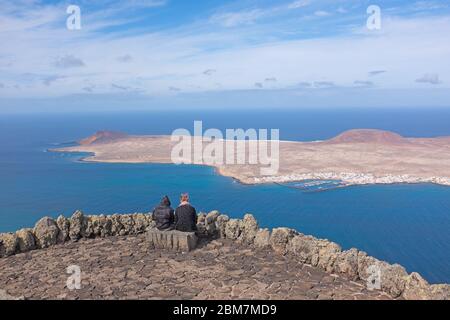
[[0, 235, 393, 300]]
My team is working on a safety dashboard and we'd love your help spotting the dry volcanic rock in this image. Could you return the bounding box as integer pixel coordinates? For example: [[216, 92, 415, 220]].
[[254, 228, 271, 248], [403, 272, 433, 300], [238, 214, 259, 244], [132, 213, 151, 234], [110, 214, 124, 236], [205, 210, 220, 236], [0, 233, 19, 257], [378, 263, 408, 298], [205, 210, 220, 224], [16, 228, 37, 252], [428, 284, 450, 300], [224, 219, 242, 240], [270, 228, 298, 255], [333, 248, 359, 280], [86, 214, 113, 238], [215, 214, 229, 238], [56, 215, 70, 243], [33, 217, 60, 248], [117, 214, 135, 235], [355, 250, 408, 298], [0, 235, 395, 300], [197, 213, 206, 224], [0, 289, 23, 300], [287, 234, 316, 263], [69, 210, 87, 241], [287, 234, 342, 273], [0, 210, 448, 300], [196, 211, 221, 238], [94, 215, 113, 237], [314, 240, 342, 273]]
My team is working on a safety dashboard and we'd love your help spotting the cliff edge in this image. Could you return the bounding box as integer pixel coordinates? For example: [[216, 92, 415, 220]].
[[1, 211, 448, 300]]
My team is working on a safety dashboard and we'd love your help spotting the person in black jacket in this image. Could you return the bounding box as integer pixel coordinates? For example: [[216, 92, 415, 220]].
[[152, 196, 174, 231], [174, 193, 197, 232]]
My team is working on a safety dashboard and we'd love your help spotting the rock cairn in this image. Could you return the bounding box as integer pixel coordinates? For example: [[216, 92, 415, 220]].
[[1, 210, 448, 300]]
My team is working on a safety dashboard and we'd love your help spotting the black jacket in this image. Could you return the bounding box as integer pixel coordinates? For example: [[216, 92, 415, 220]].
[[174, 203, 197, 232], [153, 199, 174, 231]]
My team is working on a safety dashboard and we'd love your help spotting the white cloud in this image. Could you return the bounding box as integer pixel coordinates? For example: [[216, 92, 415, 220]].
[[54, 55, 85, 69], [209, 9, 265, 27], [169, 86, 181, 92], [203, 69, 217, 76], [354, 80, 374, 87], [369, 70, 387, 77], [314, 10, 331, 17], [123, 0, 167, 8], [416, 74, 442, 85], [413, 1, 449, 11], [0, 1, 450, 109], [117, 54, 133, 63], [82, 85, 95, 93], [288, 0, 311, 9], [43, 75, 66, 86], [111, 83, 130, 91], [297, 81, 312, 88], [314, 81, 335, 88]]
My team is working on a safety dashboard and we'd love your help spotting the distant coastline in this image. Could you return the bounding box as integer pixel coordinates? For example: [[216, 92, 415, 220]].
[[51, 129, 450, 188], [54, 151, 450, 188]]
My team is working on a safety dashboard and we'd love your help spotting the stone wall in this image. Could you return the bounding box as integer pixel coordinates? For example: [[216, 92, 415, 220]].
[[1, 210, 449, 300], [0, 211, 154, 258], [203, 212, 450, 300]]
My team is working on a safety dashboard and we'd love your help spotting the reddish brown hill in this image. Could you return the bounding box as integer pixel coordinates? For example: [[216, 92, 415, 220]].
[[327, 129, 406, 144], [78, 131, 128, 145]]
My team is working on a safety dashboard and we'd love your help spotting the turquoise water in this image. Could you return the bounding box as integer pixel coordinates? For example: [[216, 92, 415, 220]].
[[0, 110, 450, 283]]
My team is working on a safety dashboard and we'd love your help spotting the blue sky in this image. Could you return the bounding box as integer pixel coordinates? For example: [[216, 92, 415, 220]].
[[1, 0, 450, 112]]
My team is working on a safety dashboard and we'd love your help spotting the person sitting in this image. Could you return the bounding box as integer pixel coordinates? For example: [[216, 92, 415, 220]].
[[152, 195, 174, 231], [174, 193, 197, 232]]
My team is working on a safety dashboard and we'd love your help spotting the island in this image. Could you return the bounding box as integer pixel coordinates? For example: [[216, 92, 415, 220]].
[[52, 129, 450, 187]]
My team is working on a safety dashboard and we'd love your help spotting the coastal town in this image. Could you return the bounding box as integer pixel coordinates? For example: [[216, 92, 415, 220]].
[[254, 172, 450, 187]]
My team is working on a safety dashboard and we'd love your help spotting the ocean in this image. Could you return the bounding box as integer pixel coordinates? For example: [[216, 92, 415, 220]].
[[0, 108, 450, 283]]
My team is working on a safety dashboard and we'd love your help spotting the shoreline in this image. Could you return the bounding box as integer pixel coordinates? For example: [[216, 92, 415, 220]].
[[51, 148, 450, 188], [49, 128, 450, 189], [252, 172, 450, 188]]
